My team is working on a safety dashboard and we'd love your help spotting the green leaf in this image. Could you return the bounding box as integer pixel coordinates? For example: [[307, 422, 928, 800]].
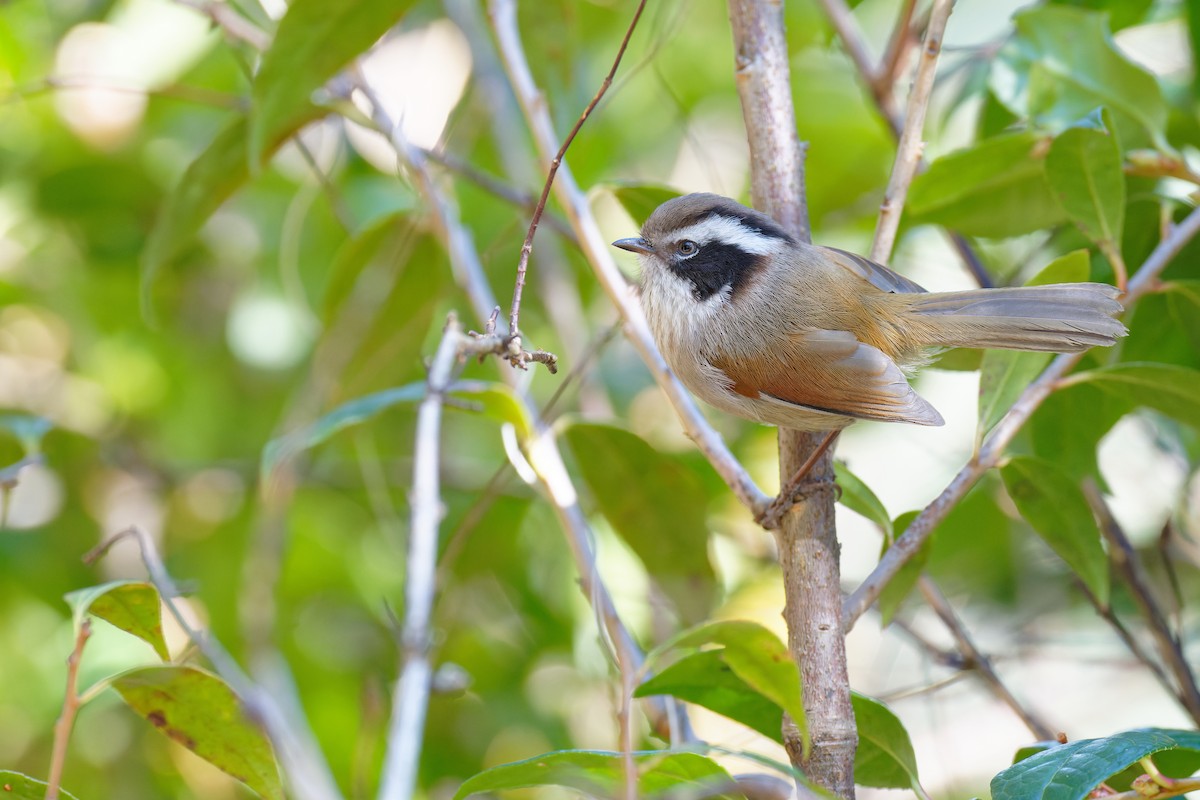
[[262, 382, 425, 479], [1065, 363, 1200, 428], [1001, 456, 1109, 605], [249, 0, 417, 162], [853, 693, 921, 790], [143, 118, 250, 293], [834, 461, 891, 538], [562, 423, 716, 624], [64, 581, 169, 661], [978, 350, 1053, 443], [992, 728, 1200, 800], [0, 771, 80, 800], [1031, 381, 1127, 479], [877, 511, 931, 626], [1120, 281, 1200, 368], [1045, 114, 1126, 250], [992, 6, 1168, 148], [112, 665, 283, 800], [452, 750, 737, 800], [651, 620, 806, 748], [1028, 249, 1090, 285], [607, 184, 681, 225], [907, 132, 1065, 238], [452, 382, 534, 439], [635, 649, 784, 742]]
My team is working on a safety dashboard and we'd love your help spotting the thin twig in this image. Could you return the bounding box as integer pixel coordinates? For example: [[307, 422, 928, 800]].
[[45, 620, 91, 800], [1083, 481, 1200, 725], [378, 317, 466, 800], [917, 577, 1055, 739], [876, 0, 919, 97], [814, 0, 901, 132], [505, 0, 648, 342], [844, 204, 1200, 629], [757, 431, 840, 529], [489, 0, 771, 517], [870, 0, 954, 264], [85, 527, 345, 800], [175, 0, 269, 49]]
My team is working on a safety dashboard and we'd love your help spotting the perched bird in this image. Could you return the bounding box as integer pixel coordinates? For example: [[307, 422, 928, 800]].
[[613, 193, 1126, 432]]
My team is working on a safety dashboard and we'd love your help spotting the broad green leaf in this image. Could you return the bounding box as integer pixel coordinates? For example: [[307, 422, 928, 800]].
[[112, 666, 283, 800], [0, 771, 80, 800], [65, 581, 169, 661], [562, 423, 716, 624], [834, 462, 892, 539], [635, 649, 784, 742], [1120, 280, 1200, 367], [907, 132, 1065, 238], [1065, 363, 1200, 428], [853, 693, 921, 790], [652, 620, 806, 747], [608, 184, 680, 225], [322, 212, 409, 324], [451, 382, 534, 440], [143, 118, 249, 292], [1031, 381, 1127, 479], [249, 0, 417, 162], [1046, 0, 1152, 31], [1028, 249, 1090, 286], [1001, 456, 1109, 604], [262, 382, 425, 479], [0, 414, 52, 454], [877, 511, 931, 626], [977, 351, 1053, 443], [992, 729, 1200, 800], [992, 6, 1167, 148], [1045, 115, 1125, 251], [452, 750, 737, 800]]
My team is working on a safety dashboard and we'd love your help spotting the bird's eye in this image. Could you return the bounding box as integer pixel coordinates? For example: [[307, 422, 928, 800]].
[[677, 240, 699, 256]]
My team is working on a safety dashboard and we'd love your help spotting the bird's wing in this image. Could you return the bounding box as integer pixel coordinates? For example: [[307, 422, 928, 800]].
[[712, 329, 944, 426], [823, 246, 927, 294]]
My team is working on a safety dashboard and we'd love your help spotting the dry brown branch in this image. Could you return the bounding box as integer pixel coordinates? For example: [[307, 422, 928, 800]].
[[45, 620, 91, 800]]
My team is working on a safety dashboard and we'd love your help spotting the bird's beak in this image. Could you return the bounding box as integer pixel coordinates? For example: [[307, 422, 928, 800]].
[[612, 237, 655, 256]]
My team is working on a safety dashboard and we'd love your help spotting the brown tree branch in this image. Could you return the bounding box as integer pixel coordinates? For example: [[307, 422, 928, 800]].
[[727, 0, 854, 794], [45, 620, 91, 800], [844, 204, 1200, 629], [1083, 480, 1200, 725]]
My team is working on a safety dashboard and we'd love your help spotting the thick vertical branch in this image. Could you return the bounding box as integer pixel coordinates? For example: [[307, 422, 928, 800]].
[[727, 1, 855, 795]]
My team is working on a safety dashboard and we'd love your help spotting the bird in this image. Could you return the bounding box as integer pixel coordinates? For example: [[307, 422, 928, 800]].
[[613, 193, 1126, 432]]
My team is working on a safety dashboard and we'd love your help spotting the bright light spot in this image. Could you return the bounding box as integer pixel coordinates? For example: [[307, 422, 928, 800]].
[[226, 291, 315, 370], [1, 464, 65, 530], [180, 468, 245, 526], [53, 23, 148, 150], [346, 20, 473, 172]]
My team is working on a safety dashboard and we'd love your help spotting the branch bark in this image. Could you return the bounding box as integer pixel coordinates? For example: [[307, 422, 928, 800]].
[[727, 1, 855, 794]]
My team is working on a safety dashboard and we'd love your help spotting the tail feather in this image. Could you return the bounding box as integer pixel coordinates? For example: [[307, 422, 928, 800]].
[[909, 283, 1126, 352]]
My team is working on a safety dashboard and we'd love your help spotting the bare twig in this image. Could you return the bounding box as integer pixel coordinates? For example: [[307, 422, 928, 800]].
[[175, 0, 269, 49], [85, 527, 344, 800], [844, 204, 1200, 629], [727, 0, 853, 793], [504, 0, 647, 344], [870, 0, 955, 264], [378, 317, 466, 800], [45, 620, 90, 800], [1083, 481, 1200, 725], [814, 0, 901, 132], [489, 0, 771, 516], [917, 577, 1055, 739], [876, 0, 919, 97]]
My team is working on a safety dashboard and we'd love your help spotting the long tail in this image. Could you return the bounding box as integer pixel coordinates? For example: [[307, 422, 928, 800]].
[[908, 283, 1126, 352]]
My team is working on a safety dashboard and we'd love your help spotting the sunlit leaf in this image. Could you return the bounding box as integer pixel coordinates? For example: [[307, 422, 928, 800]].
[[1065, 363, 1200, 428], [1028, 249, 1090, 285], [112, 666, 282, 800], [636, 649, 784, 742], [992, 729, 1200, 800], [650, 620, 806, 747], [452, 750, 737, 800], [0, 771, 80, 800], [1045, 112, 1125, 250], [1000, 456, 1109, 604], [907, 132, 1065, 238], [992, 6, 1168, 148], [562, 423, 716, 624], [835, 461, 891, 538], [249, 0, 418, 162], [64, 581, 169, 661], [853, 693, 921, 790]]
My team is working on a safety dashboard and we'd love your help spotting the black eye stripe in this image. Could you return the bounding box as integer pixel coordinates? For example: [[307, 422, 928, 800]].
[[666, 241, 765, 301]]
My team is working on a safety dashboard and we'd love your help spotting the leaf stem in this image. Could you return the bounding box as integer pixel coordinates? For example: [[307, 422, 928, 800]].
[[45, 620, 91, 800]]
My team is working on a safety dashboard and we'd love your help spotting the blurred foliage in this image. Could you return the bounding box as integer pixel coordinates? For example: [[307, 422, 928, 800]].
[[2, 0, 1200, 798]]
